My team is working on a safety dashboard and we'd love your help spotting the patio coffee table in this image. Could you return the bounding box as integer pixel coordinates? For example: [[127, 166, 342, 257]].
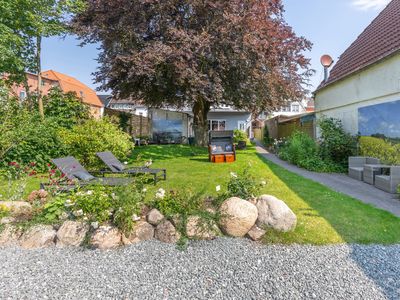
[[363, 164, 391, 185]]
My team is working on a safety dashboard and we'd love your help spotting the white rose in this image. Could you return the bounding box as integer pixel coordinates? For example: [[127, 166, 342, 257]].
[[131, 214, 141, 221], [91, 222, 99, 229], [73, 209, 83, 217]]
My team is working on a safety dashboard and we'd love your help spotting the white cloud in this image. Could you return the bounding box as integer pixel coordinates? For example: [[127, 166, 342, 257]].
[[351, 0, 391, 11]]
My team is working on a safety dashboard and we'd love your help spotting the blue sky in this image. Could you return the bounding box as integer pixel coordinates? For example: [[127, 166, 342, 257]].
[[42, 0, 391, 93]]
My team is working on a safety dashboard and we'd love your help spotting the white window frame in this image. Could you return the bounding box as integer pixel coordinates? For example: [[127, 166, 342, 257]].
[[19, 90, 26, 100], [238, 121, 246, 131], [291, 104, 300, 113], [208, 119, 226, 131]]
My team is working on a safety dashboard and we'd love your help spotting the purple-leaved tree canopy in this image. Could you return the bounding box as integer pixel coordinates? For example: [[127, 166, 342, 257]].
[[73, 0, 313, 146]]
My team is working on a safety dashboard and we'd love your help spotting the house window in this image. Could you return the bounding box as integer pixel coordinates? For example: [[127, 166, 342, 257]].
[[238, 121, 246, 131], [281, 105, 290, 112], [19, 91, 26, 100], [208, 120, 226, 131], [292, 104, 300, 112]]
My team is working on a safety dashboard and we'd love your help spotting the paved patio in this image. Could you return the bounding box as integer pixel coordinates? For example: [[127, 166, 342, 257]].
[[255, 144, 400, 218]]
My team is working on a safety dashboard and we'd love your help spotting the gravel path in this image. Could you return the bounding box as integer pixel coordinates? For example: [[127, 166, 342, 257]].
[[1, 238, 399, 300]]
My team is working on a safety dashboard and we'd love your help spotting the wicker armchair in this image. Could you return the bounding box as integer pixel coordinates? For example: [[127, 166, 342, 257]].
[[374, 166, 400, 194], [348, 157, 380, 181]]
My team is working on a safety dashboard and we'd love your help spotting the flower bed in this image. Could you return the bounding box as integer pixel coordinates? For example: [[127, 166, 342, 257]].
[[0, 169, 297, 249]]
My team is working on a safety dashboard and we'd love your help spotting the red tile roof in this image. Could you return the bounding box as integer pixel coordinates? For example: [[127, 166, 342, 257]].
[[317, 0, 400, 90], [42, 70, 103, 107]]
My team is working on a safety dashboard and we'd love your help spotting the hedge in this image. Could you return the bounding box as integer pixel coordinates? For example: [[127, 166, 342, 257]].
[[359, 136, 400, 165]]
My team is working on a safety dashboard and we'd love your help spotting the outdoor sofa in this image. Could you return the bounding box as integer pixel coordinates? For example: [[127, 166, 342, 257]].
[[348, 156, 380, 181], [96, 151, 166, 184]]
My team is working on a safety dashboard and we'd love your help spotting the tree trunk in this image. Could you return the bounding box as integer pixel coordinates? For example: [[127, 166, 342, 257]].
[[192, 98, 210, 147], [36, 35, 44, 118]]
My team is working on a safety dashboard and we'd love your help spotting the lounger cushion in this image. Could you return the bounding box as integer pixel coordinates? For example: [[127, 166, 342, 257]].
[[73, 171, 95, 181]]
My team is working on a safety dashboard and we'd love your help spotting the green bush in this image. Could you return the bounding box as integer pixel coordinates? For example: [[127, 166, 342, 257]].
[[1, 88, 90, 171], [278, 131, 318, 164], [44, 88, 90, 128], [278, 131, 343, 172], [59, 117, 134, 168], [4, 117, 67, 170], [359, 136, 400, 165], [318, 117, 357, 167], [112, 182, 146, 234], [233, 129, 248, 143]]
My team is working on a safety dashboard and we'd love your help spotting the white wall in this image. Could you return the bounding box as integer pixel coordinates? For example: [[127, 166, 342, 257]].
[[315, 54, 400, 136]]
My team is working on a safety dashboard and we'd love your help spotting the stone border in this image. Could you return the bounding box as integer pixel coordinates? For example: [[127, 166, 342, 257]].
[[0, 195, 297, 249]]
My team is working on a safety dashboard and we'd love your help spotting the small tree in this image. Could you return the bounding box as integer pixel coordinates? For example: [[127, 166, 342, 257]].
[[73, 0, 312, 145]]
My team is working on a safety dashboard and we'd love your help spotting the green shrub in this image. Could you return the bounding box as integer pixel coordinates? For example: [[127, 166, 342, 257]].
[[318, 117, 357, 167], [1, 88, 89, 171], [4, 117, 67, 170], [151, 188, 205, 218], [233, 129, 248, 143], [112, 182, 146, 234], [226, 168, 262, 200], [278, 131, 344, 172], [359, 136, 400, 165], [213, 167, 266, 206], [59, 117, 134, 168], [278, 131, 318, 165], [44, 88, 90, 128], [41, 196, 66, 222]]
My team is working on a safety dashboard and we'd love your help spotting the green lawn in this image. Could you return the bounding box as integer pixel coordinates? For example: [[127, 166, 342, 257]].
[[130, 144, 400, 245], [2, 144, 399, 245]]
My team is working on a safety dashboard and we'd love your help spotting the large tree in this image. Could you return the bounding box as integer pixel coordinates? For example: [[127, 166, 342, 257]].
[[74, 0, 312, 145], [0, 0, 85, 117]]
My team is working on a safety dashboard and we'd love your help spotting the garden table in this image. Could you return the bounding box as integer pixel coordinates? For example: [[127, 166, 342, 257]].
[[363, 164, 391, 185]]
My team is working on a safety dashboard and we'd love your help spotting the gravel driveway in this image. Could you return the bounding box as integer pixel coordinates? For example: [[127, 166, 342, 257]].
[[0, 238, 399, 299]]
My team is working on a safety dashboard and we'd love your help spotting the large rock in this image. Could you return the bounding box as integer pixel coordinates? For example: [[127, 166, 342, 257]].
[[90, 226, 121, 249], [122, 221, 154, 245], [218, 197, 258, 237], [147, 209, 164, 225], [56, 221, 89, 247], [19, 225, 56, 249], [256, 195, 297, 232], [0, 225, 22, 247], [0, 201, 32, 218], [186, 216, 220, 240], [155, 220, 181, 243]]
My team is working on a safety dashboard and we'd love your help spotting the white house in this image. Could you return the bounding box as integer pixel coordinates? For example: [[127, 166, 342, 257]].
[[106, 96, 252, 143], [314, 0, 400, 140], [149, 106, 252, 144]]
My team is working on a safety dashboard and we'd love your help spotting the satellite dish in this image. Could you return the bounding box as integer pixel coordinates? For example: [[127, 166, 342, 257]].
[[321, 55, 334, 68]]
